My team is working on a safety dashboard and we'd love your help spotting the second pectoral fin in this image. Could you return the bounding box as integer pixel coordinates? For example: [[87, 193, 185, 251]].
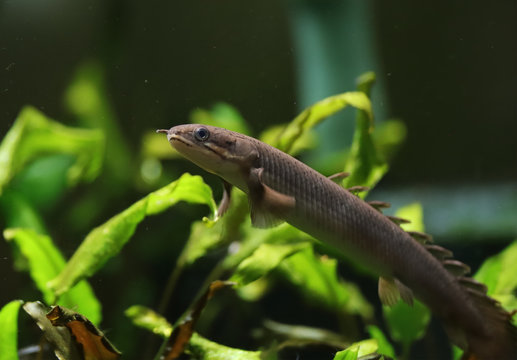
[[248, 168, 296, 228], [217, 180, 233, 217], [378, 276, 414, 306]]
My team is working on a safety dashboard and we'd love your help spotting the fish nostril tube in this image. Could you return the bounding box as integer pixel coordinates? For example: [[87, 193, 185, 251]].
[[156, 129, 169, 134]]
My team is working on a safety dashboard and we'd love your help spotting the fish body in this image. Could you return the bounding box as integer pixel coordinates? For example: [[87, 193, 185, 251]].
[[160, 124, 517, 359]]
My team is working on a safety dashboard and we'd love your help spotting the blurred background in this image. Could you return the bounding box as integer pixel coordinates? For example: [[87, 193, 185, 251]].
[[1, 0, 516, 359]]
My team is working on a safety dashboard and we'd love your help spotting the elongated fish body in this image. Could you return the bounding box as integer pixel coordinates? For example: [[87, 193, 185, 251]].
[[159, 124, 517, 359]]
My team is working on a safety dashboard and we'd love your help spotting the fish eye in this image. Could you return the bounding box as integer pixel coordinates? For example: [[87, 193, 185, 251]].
[[194, 127, 210, 141]]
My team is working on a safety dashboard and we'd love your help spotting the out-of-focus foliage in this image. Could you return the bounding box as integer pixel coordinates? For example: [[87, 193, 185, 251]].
[[367, 325, 396, 358], [2, 69, 514, 360], [332, 338, 378, 360], [474, 240, 517, 325], [279, 247, 373, 319], [125, 305, 263, 360], [0, 106, 104, 195], [4, 228, 101, 324], [0, 300, 23, 360], [48, 173, 216, 298], [65, 61, 132, 186]]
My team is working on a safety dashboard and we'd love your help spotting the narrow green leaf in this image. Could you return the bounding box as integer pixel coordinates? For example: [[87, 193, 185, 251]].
[[230, 242, 309, 286], [125, 305, 172, 338], [146, 173, 216, 215], [333, 339, 378, 360], [65, 61, 132, 185], [188, 333, 262, 360], [341, 73, 386, 194], [265, 91, 371, 155], [474, 239, 517, 320], [366, 325, 396, 357], [125, 305, 262, 360], [4, 228, 101, 324], [49, 173, 217, 297], [259, 124, 317, 157], [280, 247, 373, 319], [451, 345, 464, 360], [0, 300, 23, 360], [0, 106, 104, 194]]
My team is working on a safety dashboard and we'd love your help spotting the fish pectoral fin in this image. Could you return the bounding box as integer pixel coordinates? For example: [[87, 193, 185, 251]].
[[378, 277, 400, 307], [217, 180, 233, 217], [248, 167, 295, 228], [378, 276, 414, 307], [395, 278, 414, 306]]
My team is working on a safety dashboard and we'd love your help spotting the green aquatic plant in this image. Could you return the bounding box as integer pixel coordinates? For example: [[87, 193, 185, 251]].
[[1, 70, 515, 360]]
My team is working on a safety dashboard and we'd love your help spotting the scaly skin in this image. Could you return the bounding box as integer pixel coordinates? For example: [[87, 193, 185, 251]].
[[160, 124, 517, 359]]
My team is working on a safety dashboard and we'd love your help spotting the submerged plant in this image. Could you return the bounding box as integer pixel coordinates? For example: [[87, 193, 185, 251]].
[[1, 70, 515, 360]]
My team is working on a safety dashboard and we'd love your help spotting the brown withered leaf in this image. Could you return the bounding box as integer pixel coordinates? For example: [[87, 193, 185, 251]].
[[23, 301, 82, 360], [46, 305, 121, 360], [161, 280, 235, 360]]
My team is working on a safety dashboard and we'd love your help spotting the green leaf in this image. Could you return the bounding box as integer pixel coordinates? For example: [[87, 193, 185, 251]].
[[222, 220, 313, 272], [259, 124, 317, 157], [188, 333, 262, 360], [65, 61, 132, 185], [4, 228, 101, 324], [125, 305, 263, 360], [49, 173, 217, 297], [372, 120, 407, 163], [333, 339, 378, 360], [0, 190, 46, 233], [366, 325, 396, 357], [125, 305, 172, 338], [0, 300, 23, 360], [341, 73, 386, 193], [0, 106, 104, 195], [190, 102, 251, 135], [474, 239, 517, 321], [396, 202, 425, 233], [280, 247, 373, 319], [230, 242, 309, 286], [383, 300, 430, 353], [265, 91, 372, 155]]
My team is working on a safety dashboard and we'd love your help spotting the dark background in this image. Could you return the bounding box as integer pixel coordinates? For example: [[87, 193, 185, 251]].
[[1, 1, 516, 359]]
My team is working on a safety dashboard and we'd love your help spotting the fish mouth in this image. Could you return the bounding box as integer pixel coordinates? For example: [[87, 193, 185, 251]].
[[157, 127, 195, 148]]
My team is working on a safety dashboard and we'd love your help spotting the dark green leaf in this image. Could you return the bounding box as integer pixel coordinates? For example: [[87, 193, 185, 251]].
[[49, 173, 217, 297], [0, 300, 23, 360], [0, 190, 46, 233]]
